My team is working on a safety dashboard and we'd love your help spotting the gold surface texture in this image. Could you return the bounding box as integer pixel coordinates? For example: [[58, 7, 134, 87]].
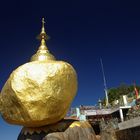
[[0, 18, 78, 127]]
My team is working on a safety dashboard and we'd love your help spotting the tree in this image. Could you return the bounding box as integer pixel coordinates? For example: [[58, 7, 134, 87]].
[[102, 83, 140, 104]]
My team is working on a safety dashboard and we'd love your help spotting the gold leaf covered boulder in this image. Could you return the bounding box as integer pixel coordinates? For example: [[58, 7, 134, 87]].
[[0, 19, 77, 127]]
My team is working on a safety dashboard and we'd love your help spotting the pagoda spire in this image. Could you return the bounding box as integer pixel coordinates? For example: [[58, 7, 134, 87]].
[[30, 18, 55, 61], [41, 18, 45, 34], [37, 18, 49, 51]]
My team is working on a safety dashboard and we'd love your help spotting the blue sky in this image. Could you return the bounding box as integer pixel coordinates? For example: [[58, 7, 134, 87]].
[[1, 0, 140, 139]]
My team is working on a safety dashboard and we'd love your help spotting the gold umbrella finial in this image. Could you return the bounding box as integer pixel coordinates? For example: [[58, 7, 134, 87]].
[[41, 18, 45, 34], [30, 18, 55, 61], [38, 18, 49, 41], [37, 18, 49, 51]]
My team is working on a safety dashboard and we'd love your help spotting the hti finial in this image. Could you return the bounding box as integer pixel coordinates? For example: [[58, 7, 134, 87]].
[[42, 18, 45, 26], [31, 18, 55, 61], [41, 18, 45, 33], [37, 18, 49, 41]]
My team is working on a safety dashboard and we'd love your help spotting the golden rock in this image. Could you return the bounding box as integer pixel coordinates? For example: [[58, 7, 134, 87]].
[[0, 18, 77, 127]]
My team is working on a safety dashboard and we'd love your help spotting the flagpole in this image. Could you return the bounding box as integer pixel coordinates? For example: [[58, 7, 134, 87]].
[[100, 58, 109, 107], [134, 81, 139, 99]]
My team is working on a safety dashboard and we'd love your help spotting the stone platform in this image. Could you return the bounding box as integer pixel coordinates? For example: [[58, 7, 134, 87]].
[[116, 126, 140, 140], [17, 119, 97, 140]]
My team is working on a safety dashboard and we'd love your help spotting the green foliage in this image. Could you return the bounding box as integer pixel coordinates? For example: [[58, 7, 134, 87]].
[[105, 83, 140, 104]]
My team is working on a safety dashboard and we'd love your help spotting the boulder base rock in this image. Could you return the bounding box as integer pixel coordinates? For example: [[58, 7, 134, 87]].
[[17, 120, 97, 140]]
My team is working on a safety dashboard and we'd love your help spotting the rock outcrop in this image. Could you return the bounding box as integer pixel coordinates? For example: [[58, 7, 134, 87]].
[[18, 120, 97, 140], [43, 121, 97, 140]]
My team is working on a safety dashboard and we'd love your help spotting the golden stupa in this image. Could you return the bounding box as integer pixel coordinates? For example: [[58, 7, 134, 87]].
[[0, 18, 78, 127]]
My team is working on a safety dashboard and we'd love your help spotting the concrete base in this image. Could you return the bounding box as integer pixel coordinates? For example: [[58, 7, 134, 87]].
[[118, 116, 140, 130], [116, 126, 140, 140]]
